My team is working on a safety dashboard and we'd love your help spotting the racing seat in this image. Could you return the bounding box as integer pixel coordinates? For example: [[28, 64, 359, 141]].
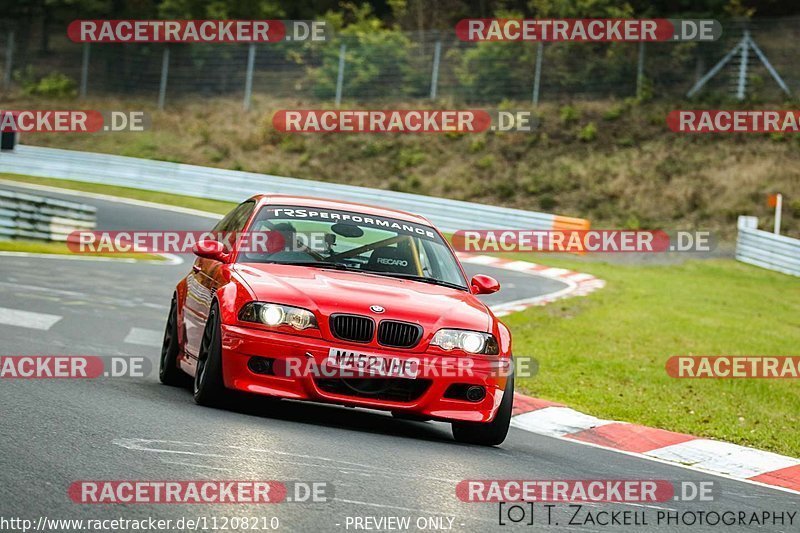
[[366, 246, 418, 274]]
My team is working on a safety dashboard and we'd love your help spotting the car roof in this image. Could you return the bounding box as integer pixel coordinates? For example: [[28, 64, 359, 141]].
[[250, 194, 434, 227]]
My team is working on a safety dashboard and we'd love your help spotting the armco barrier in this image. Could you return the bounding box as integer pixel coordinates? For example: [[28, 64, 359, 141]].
[[736, 216, 800, 277], [0, 145, 589, 233], [0, 188, 96, 241]]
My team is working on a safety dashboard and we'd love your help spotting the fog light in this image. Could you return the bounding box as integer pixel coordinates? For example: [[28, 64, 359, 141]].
[[465, 386, 486, 402], [248, 356, 274, 375]]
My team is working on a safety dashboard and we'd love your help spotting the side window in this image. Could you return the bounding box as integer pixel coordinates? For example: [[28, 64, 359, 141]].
[[417, 238, 439, 278], [212, 200, 256, 232], [211, 200, 256, 249], [229, 200, 257, 232]]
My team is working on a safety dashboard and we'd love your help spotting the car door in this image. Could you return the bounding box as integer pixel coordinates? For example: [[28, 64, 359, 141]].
[[183, 200, 256, 361]]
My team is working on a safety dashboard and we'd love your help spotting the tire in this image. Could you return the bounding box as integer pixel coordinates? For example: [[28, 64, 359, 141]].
[[451, 374, 514, 446], [159, 297, 188, 386], [193, 304, 227, 406]]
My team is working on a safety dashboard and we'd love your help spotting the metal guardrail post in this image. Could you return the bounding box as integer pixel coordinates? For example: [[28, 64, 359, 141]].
[[3, 30, 13, 90], [736, 31, 749, 101], [687, 40, 741, 98], [79, 43, 90, 99], [636, 41, 645, 99], [773, 193, 782, 235], [158, 47, 170, 110], [429, 41, 442, 100], [748, 37, 791, 96], [243, 43, 256, 111], [335, 44, 346, 107], [532, 42, 543, 106]]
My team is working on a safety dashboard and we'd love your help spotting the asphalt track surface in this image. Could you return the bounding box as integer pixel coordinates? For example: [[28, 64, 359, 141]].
[[0, 184, 797, 532]]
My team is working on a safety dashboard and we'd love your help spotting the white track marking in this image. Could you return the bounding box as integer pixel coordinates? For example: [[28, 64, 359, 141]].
[[489, 280, 577, 315], [500, 260, 541, 271], [508, 427, 800, 497], [0, 306, 62, 330], [123, 327, 162, 347], [644, 439, 800, 479], [458, 254, 501, 265], [511, 406, 614, 437], [538, 267, 572, 277], [564, 272, 595, 282]]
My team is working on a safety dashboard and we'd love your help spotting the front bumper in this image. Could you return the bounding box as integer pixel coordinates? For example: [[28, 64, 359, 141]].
[[220, 324, 510, 423]]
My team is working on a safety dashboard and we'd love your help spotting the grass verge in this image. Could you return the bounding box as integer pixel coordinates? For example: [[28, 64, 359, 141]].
[[505, 253, 800, 457], [0, 239, 165, 261], [0, 173, 234, 215]]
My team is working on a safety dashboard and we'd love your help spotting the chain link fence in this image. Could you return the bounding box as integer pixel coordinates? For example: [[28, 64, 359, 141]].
[[1, 18, 799, 107]]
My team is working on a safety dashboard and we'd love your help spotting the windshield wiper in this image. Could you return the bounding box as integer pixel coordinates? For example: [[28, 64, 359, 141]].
[[290, 261, 358, 271], [257, 261, 466, 289], [260, 260, 356, 271], [366, 271, 467, 291]]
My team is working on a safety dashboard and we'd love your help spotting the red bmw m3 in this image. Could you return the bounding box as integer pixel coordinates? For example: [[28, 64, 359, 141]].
[[159, 195, 514, 445]]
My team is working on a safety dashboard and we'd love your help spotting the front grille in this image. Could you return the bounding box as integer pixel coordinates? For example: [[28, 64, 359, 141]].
[[330, 314, 374, 343], [378, 320, 422, 348], [316, 378, 431, 403]]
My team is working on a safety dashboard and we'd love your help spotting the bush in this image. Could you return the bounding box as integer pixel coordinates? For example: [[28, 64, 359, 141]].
[[17, 69, 77, 98], [559, 105, 580, 124], [395, 148, 426, 169], [790, 199, 800, 218], [578, 122, 598, 142], [306, 5, 425, 100], [454, 41, 535, 102], [476, 155, 495, 169], [603, 103, 626, 121]]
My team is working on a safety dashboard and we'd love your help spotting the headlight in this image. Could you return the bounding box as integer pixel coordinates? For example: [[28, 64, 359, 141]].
[[239, 302, 318, 330], [431, 329, 499, 355]]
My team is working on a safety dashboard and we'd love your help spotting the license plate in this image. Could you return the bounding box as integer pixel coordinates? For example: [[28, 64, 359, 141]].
[[326, 348, 419, 379]]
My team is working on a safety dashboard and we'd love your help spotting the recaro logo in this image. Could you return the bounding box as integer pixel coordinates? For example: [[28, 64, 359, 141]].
[[377, 258, 408, 266]]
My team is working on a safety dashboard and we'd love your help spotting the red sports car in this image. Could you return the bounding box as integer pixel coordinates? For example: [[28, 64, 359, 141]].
[[159, 195, 514, 445]]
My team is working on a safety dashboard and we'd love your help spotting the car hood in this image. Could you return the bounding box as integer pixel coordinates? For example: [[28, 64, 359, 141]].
[[234, 263, 491, 332]]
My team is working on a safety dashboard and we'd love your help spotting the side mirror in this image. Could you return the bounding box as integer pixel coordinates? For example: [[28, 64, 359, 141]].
[[470, 274, 500, 295], [193, 239, 229, 262]]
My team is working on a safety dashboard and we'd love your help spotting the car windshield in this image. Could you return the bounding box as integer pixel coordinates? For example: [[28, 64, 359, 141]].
[[238, 205, 468, 289]]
